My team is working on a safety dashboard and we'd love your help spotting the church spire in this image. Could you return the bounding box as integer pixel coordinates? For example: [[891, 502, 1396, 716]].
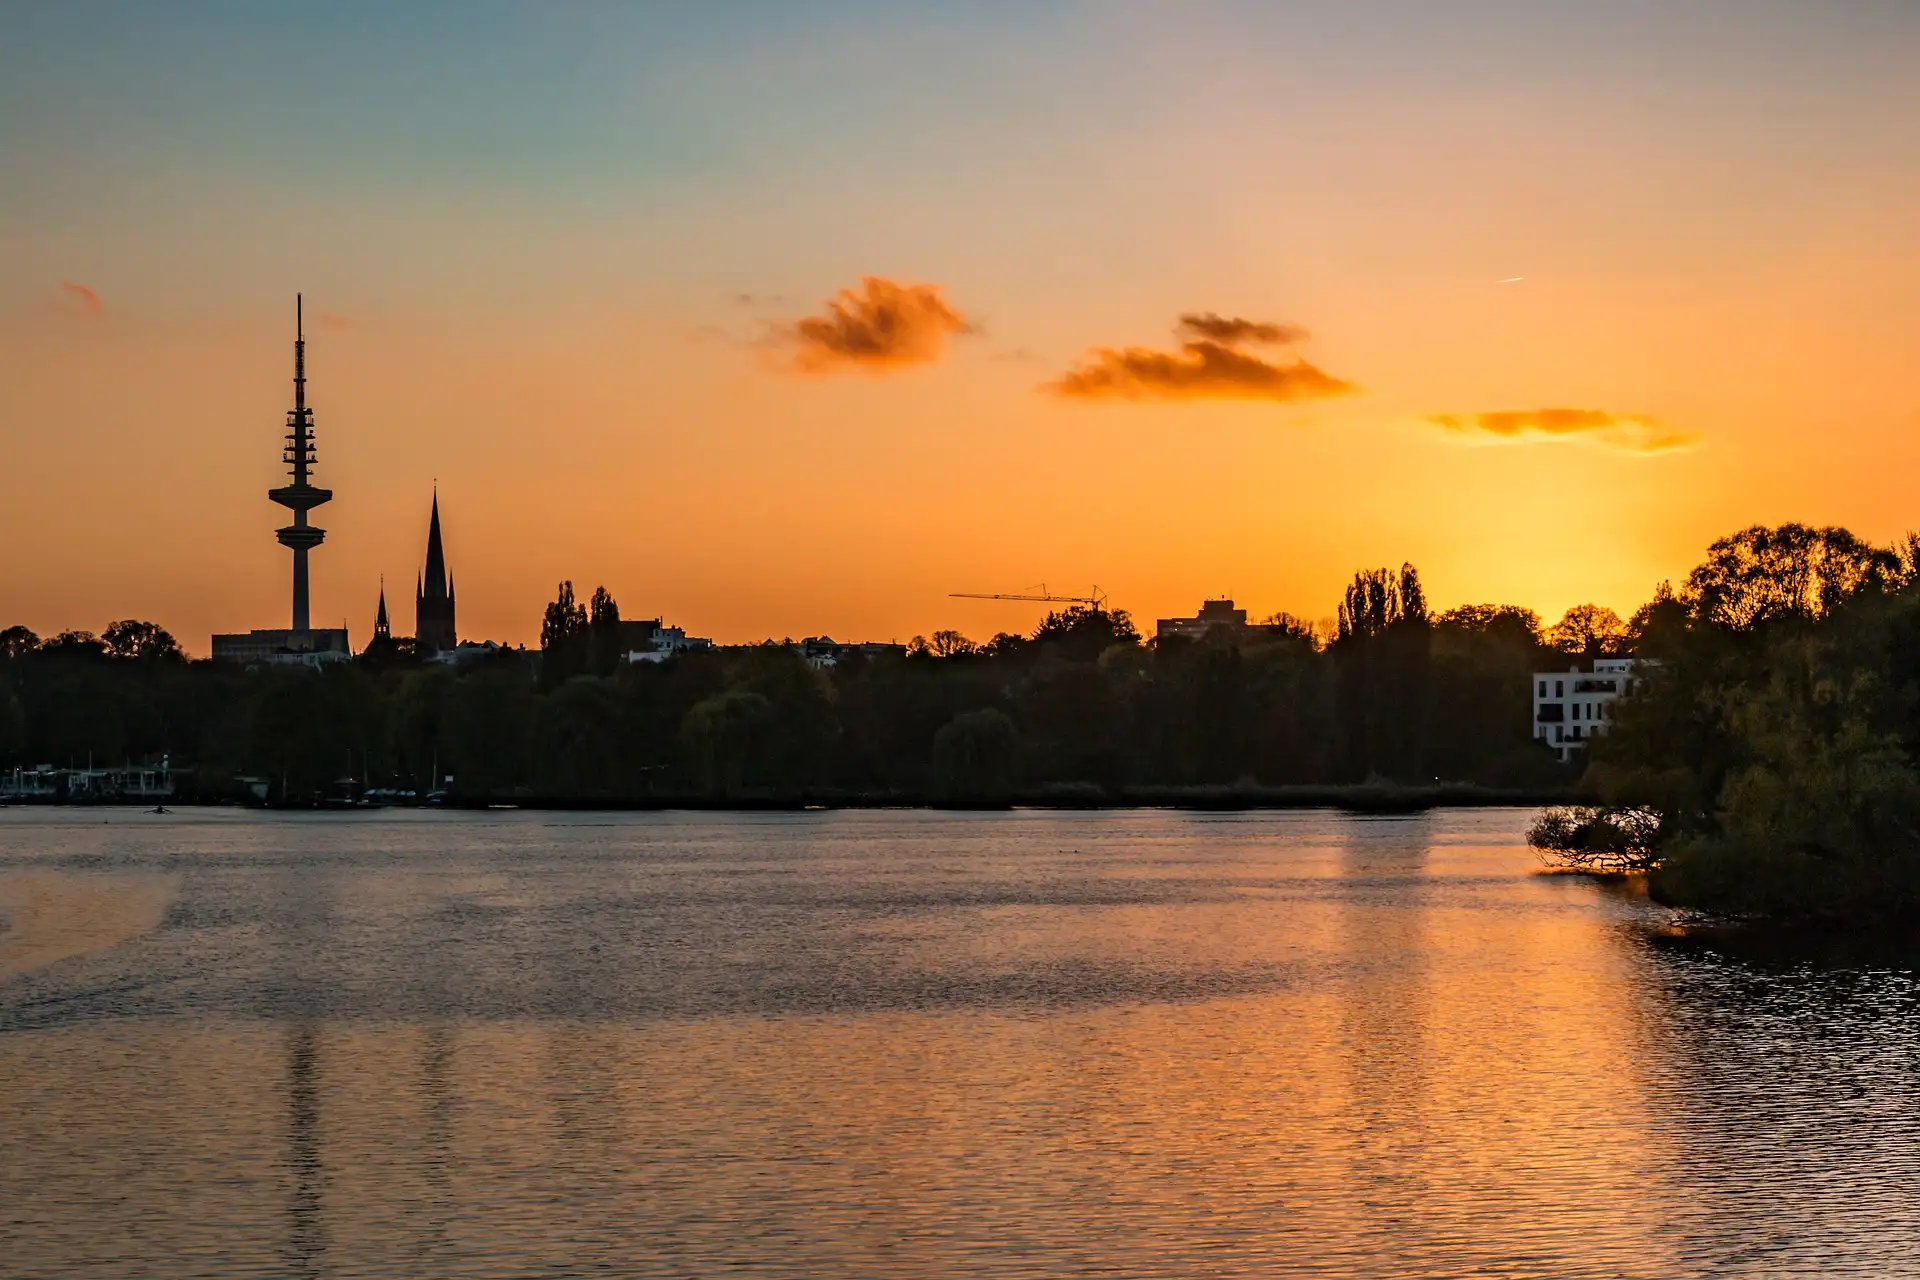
[[422, 489, 447, 602], [373, 579, 391, 640], [414, 489, 457, 653]]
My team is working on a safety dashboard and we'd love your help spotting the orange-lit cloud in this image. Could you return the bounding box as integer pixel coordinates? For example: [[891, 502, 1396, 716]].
[[315, 312, 350, 331], [1175, 312, 1306, 346], [1427, 408, 1697, 454], [59, 281, 103, 316], [1045, 313, 1353, 403], [777, 276, 973, 373]]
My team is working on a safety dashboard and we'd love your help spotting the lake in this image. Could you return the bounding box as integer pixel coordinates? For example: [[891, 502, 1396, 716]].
[[1, 807, 1916, 1278]]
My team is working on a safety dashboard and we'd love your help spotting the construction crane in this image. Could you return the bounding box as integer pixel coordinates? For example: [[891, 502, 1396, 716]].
[[950, 584, 1107, 609]]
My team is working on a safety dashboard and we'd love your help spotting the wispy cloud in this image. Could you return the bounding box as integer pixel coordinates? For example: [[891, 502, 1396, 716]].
[[1174, 312, 1306, 346], [1044, 312, 1352, 403], [315, 312, 350, 331], [775, 276, 973, 374], [1427, 408, 1697, 454], [59, 281, 103, 316]]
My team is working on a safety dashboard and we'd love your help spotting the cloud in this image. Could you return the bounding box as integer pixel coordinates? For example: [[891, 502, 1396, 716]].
[[1427, 408, 1697, 454], [59, 281, 102, 315], [315, 312, 350, 331], [1044, 312, 1353, 403], [1175, 312, 1306, 346], [1045, 311, 1349, 403], [776, 276, 973, 373]]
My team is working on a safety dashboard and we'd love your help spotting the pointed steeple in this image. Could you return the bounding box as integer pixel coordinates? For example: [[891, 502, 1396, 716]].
[[414, 489, 457, 652], [373, 579, 391, 640], [422, 490, 448, 602]]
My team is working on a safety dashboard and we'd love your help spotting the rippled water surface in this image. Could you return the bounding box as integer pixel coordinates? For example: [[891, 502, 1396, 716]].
[[2, 807, 1918, 1278]]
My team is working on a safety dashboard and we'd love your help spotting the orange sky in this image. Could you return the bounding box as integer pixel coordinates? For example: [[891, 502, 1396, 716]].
[[3, 5, 1917, 653]]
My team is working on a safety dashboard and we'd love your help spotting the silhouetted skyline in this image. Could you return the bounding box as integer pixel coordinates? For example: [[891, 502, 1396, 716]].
[[4, 5, 1918, 651]]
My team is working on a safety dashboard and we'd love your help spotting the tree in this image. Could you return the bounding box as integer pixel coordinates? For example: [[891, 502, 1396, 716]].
[[1337, 564, 1426, 642], [0, 688, 23, 764], [1258, 612, 1321, 646], [1684, 523, 1899, 631], [541, 581, 588, 651], [102, 619, 184, 663], [1436, 604, 1541, 647], [1626, 581, 1690, 656], [931, 708, 1019, 799], [682, 690, 772, 795], [587, 585, 623, 675], [1428, 604, 1555, 785], [1527, 806, 1662, 872], [0, 626, 40, 662], [539, 581, 591, 686], [442, 669, 534, 796], [980, 631, 1028, 659], [47, 631, 106, 658], [1584, 524, 1920, 919], [1031, 606, 1139, 661], [928, 630, 976, 658], [1546, 604, 1629, 658], [1334, 564, 1431, 781]]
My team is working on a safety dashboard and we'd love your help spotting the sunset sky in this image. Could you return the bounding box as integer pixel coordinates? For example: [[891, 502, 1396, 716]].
[[4, 2, 1917, 652]]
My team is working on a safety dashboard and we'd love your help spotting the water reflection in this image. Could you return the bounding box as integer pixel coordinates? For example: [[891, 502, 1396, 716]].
[[0, 808, 1916, 1277], [414, 1022, 457, 1270], [1637, 930, 1920, 1272], [283, 1021, 327, 1278], [1334, 815, 1436, 1267]]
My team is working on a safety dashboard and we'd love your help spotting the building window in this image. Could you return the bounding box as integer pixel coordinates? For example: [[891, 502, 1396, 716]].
[[1554, 726, 1562, 743], [1538, 680, 1547, 697], [1555, 680, 1564, 697]]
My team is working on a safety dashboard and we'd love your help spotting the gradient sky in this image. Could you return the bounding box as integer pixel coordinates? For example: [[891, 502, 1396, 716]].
[[4, 2, 1917, 652]]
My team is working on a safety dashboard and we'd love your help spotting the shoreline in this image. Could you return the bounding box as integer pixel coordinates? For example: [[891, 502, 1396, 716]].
[[2, 783, 1576, 814]]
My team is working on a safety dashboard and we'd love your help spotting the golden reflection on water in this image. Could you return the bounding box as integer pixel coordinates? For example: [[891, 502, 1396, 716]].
[[0, 869, 177, 980], [0, 809, 1916, 1277]]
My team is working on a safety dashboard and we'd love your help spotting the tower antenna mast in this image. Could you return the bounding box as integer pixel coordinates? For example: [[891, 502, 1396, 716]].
[[269, 292, 333, 632]]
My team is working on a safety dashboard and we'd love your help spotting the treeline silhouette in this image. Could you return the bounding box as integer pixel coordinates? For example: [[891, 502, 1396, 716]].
[[1570, 524, 1920, 921], [0, 567, 1625, 804]]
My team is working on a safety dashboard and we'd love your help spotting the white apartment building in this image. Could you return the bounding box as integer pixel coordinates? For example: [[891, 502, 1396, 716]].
[[623, 625, 714, 665], [1533, 657, 1640, 763]]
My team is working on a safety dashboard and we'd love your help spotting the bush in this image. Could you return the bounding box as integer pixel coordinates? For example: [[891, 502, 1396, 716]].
[[1527, 805, 1662, 872]]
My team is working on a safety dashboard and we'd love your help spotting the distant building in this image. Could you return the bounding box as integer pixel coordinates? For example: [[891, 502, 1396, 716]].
[[211, 627, 352, 667], [792, 637, 906, 669], [1156, 598, 1292, 645], [415, 492, 457, 653], [1533, 657, 1640, 763], [426, 640, 517, 669], [622, 621, 714, 664], [358, 581, 409, 662], [4, 760, 176, 802]]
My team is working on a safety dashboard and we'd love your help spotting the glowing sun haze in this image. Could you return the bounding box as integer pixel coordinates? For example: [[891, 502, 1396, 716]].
[[2, 3, 1917, 651]]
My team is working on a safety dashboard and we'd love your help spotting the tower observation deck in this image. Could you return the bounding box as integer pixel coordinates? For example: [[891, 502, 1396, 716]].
[[269, 294, 333, 632], [210, 295, 349, 666]]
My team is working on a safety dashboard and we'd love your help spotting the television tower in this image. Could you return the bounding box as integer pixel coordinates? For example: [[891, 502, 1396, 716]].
[[268, 295, 332, 633]]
